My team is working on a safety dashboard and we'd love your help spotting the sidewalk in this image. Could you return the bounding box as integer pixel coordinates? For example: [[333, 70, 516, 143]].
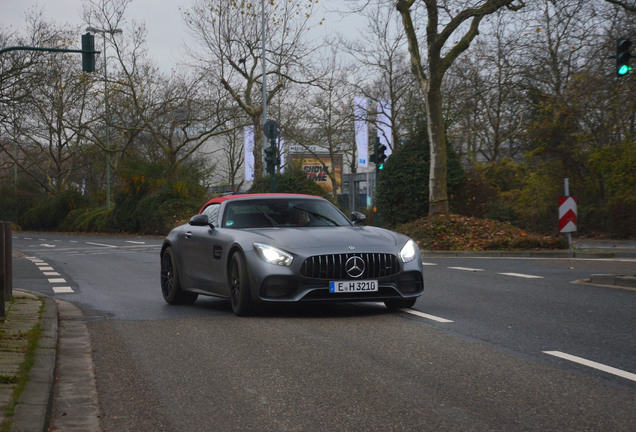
[[0, 290, 57, 432]]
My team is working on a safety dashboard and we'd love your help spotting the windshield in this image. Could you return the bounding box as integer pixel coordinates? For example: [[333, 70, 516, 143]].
[[222, 198, 352, 228]]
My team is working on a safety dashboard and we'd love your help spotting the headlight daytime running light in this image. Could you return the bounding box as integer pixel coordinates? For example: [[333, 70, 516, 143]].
[[399, 239, 418, 263], [253, 243, 293, 266]]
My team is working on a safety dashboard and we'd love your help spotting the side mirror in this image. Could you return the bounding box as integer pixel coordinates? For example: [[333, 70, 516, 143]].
[[189, 214, 213, 229], [350, 211, 366, 225]]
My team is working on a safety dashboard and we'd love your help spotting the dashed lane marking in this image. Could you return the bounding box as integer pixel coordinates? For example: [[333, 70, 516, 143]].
[[48, 278, 66, 283], [85, 241, 118, 248], [499, 272, 543, 279], [544, 351, 636, 382], [52, 287, 75, 294], [403, 309, 454, 323], [448, 266, 484, 272]]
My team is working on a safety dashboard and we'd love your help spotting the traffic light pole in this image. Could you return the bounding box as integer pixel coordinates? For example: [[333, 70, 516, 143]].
[[269, 138, 277, 193], [0, 45, 100, 67]]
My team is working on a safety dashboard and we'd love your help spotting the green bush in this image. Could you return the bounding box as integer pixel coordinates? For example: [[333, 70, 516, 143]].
[[21, 190, 87, 231], [62, 206, 112, 232], [376, 139, 464, 227]]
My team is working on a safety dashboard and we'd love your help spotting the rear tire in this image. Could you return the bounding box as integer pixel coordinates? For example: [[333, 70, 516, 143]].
[[161, 247, 198, 305], [229, 252, 255, 316], [384, 298, 417, 310]]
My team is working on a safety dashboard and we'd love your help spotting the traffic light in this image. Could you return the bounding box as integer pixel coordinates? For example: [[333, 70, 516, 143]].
[[377, 143, 387, 170], [264, 143, 278, 176], [81, 32, 96, 73], [616, 39, 632, 77]]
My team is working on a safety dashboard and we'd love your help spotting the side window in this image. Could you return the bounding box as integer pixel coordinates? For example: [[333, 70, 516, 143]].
[[201, 204, 221, 227]]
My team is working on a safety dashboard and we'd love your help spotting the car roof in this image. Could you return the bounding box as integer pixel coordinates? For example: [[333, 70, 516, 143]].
[[199, 193, 323, 213]]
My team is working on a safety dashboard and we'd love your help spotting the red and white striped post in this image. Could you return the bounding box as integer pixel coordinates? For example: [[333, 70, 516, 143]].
[[559, 178, 577, 248]]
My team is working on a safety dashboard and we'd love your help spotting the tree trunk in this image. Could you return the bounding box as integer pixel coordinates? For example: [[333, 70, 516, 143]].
[[425, 74, 449, 216]]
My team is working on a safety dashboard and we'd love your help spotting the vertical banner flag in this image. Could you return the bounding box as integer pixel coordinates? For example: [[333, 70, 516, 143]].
[[558, 196, 577, 233], [377, 99, 393, 158], [278, 137, 286, 173], [354, 97, 368, 168], [244, 126, 255, 181]]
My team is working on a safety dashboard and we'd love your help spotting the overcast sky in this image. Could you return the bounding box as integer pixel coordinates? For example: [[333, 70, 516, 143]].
[[0, 0, 365, 71]]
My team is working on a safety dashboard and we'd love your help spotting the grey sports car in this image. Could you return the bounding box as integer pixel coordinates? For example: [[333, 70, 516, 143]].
[[160, 193, 424, 316]]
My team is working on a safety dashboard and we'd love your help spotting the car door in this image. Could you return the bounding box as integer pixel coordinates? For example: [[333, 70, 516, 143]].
[[178, 204, 223, 292]]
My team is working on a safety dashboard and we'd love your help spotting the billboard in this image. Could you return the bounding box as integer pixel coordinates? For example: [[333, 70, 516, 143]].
[[291, 154, 343, 194]]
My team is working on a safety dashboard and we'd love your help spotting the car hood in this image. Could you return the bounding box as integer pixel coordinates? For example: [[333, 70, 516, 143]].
[[247, 226, 400, 252]]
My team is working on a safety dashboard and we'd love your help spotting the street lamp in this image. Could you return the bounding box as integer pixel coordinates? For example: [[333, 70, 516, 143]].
[[86, 26, 122, 211]]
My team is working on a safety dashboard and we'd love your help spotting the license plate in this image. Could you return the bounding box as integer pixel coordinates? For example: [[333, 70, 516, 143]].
[[329, 280, 378, 293]]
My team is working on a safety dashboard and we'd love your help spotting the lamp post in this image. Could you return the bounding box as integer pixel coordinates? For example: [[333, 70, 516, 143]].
[[86, 26, 122, 211]]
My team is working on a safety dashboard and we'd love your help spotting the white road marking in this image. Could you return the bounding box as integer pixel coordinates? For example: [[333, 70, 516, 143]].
[[35, 262, 49, 266], [48, 278, 66, 283], [39, 267, 54, 271], [448, 266, 484, 272], [544, 351, 636, 382], [369, 302, 454, 323], [499, 272, 544, 279], [422, 262, 438, 266], [40, 244, 56, 248], [86, 241, 118, 248], [126, 240, 146, 245], [43, 272, 61, 276], [52, 286, 74, 294], [403, 309, 454, 323]]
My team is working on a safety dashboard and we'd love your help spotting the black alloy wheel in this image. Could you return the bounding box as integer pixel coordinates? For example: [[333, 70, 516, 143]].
[[229, 252, 255, 316]]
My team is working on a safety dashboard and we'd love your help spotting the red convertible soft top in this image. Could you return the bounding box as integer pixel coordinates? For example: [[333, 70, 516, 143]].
[[198, 193, 321, 214]]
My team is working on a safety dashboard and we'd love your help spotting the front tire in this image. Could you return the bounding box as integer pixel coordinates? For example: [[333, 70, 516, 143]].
[[161, 247, 198, 305], [384, 298, 417, 310], [229, 252, 255, 316]]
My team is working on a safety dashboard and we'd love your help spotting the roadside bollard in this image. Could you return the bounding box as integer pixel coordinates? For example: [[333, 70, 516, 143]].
[[3, 222, 11, 301], [0, 221, 5, 318]]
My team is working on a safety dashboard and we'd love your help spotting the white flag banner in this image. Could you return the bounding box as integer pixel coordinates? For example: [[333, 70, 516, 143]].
[[278, 137, 286, 173], [377, 99, 393, 158], [244, 126, 255, 181], [354, 97, 368, 168]]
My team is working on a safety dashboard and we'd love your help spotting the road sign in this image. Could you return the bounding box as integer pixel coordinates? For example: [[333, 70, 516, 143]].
[[559, 196, 577, 233]]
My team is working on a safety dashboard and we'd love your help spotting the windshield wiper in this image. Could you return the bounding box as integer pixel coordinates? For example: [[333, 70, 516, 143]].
[[255, 206, 279, 227], [291, 205, 338, 226]]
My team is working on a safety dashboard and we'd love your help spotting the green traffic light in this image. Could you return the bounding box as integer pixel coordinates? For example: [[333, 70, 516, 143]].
[[618, 64, 632, 76]]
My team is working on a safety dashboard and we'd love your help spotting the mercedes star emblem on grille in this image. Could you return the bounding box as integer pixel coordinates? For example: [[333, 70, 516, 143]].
[[345, 256, 365, 278]]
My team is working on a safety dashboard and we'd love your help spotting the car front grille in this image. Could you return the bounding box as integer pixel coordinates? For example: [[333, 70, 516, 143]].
[[300, 253, 400, 280]]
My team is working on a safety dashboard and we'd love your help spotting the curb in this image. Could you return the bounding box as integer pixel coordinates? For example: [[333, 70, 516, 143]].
[[589, 274, 636, 289], [11, 291, 58, 432]]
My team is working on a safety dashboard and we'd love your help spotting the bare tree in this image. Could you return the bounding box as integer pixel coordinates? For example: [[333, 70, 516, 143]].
[[184, 0, 319, 179], [83, 0, 234, 186], [0, 14, 95, 194], [395, 0, 525, 215], [341, 1, 414, 151]]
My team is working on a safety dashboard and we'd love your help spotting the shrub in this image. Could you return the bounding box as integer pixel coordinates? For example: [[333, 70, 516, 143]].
[[21, 190, 87, 231], [376, 139, 463, 227], [396, 213, 567, 251]]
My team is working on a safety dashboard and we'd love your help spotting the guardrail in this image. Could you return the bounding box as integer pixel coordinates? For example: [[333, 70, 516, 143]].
[[0, 221, 12, 319]]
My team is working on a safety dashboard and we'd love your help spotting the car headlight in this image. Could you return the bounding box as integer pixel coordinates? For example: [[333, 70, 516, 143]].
[[253, 243, 293, 266], [399, 239, 418, 263]]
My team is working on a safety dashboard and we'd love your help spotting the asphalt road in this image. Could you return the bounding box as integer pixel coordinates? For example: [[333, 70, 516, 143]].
[[11, 232, 636, 431]]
